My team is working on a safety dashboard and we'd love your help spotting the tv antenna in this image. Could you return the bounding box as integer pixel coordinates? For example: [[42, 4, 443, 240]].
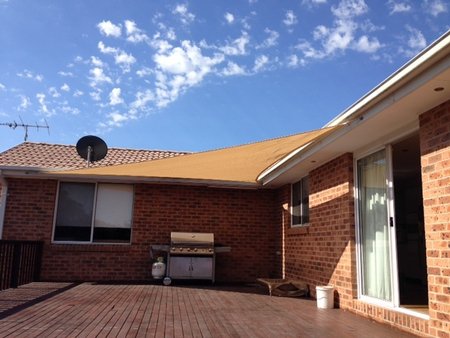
[[76, 135, 108, 167], [0, 117, 50, 141]]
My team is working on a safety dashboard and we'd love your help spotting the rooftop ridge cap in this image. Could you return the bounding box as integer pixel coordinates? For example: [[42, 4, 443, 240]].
[[7, 141, 189, 154]]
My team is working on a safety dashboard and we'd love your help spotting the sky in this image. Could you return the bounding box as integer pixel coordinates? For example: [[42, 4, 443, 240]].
[[0, 0, 449, 153]]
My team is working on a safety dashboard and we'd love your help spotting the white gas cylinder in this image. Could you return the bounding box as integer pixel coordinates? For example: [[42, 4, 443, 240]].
[[151, 257, 166, 279]]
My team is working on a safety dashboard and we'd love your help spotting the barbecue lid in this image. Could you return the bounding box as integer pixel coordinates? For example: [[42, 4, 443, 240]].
[[170, 232, 214, 245]]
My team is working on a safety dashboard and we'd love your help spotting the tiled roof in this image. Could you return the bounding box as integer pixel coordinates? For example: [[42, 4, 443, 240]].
[[0, 142, 187, 170]]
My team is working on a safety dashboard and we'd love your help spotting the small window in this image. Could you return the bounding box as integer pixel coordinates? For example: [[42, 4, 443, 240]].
[[54, 182, 133, 243], [291, 176, 309, 226]]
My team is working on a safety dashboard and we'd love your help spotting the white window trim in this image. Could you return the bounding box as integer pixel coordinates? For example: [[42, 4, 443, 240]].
[[52, 181, 134, 245]]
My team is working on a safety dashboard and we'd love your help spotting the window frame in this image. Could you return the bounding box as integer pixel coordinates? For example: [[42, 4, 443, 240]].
[[291, 175, 310, 227], [52, 181, 134, 244]]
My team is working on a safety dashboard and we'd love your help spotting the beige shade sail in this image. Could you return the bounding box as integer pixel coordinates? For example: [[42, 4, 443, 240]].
[[51, 127, 338, 185]]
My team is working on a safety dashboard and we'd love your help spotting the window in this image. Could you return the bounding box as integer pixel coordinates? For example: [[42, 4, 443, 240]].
[[291, 176, 309, 226], [54, 182, 133, 243]]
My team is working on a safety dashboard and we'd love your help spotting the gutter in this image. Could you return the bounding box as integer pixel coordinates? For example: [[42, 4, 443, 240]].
[[0, 171, 8, 239]]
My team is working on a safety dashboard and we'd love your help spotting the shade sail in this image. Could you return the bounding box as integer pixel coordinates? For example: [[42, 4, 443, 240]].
[[51, 127, 338, 185]]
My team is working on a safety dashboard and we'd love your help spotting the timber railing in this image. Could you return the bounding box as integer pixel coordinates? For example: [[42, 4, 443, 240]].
[[0, 240, 44, 291]]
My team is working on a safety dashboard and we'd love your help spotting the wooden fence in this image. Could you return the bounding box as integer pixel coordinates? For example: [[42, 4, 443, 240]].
[[0, 240, 43, 291]]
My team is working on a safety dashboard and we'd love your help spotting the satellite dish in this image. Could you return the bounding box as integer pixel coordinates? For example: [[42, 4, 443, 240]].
[[76, 135, 108, 167]]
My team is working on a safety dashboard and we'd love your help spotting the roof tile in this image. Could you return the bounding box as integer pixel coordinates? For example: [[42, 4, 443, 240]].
[[0, 142, 187, 170]]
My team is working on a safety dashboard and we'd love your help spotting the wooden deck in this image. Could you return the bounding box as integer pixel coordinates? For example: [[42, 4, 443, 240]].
[[0, 282, 418, 337]]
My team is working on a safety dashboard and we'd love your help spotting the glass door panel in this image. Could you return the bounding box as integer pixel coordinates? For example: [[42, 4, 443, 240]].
[[357, 149, 392, 302]]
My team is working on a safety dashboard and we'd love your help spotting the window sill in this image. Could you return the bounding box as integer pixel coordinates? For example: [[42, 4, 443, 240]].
[[287, 224, 310, 235]]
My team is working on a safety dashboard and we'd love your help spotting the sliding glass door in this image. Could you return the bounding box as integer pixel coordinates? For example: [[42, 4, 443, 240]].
[[357, 149, 393, 302]]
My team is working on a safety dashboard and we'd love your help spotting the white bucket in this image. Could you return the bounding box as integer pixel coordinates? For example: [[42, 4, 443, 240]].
[[316, 285, 334, 309]]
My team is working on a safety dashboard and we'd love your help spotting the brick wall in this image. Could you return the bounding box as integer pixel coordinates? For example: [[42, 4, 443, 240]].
[[278, 152, 431, 337], [420, 100, 450, 338], [2, 178, 282, 282], [278, 153, 356, 308]]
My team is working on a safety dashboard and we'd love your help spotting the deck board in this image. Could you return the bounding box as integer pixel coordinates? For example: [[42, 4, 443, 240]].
[[0, 282, 419, 337]]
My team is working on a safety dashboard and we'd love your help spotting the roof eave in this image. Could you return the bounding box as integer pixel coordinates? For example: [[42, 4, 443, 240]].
[[0, 169, 261, 189]]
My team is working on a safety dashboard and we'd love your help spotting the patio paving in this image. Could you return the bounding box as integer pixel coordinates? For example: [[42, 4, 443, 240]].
[[0, 282, 418, 337]]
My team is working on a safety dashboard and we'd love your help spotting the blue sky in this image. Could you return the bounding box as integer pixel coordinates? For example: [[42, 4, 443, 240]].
[[0, 0, 449, 153]]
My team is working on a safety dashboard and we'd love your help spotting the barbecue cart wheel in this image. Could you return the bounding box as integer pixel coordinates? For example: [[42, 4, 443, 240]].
[[163, 277, 172, 286]]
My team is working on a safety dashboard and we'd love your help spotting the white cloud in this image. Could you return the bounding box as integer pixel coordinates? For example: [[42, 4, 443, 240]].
[[18, 95, 31, 110], [48, 87, 60, 98], [253, 55, 269, 72], [331, 0, 368, 19], [257, 28, 279, 49], [173, 4, 195, 25], [91, 56, 104, 67], [36, 93, 54, 116], [89, 67, 112, 86], [166, 28, 176, 40], [302, 0, 328, 6], [283, 10, 298, 27], [401, 26, 427, 56], [224, 12, 235, 24], [17, 69, 43, 82], [323, 20, 356, 54], [153, 40, 224, 107], [115, 51, 136, 72], [353, 35, 382, 53], [109, 87, 124, 105], [107, 112, 129, 127], [387, 1, 412, 14], [220, 31, 250, 55], [424, 0, 448, 16], [124, 20, 149, 43], [98, 41, 136, 72], [221, 62, 246, 76], [136, 67, 153, 77], [0, 83, 5, 91], [295, 40, 327, 59], [60, 103, 80, 115], [58, 71, 74, 77], [130, 89, 154, 112], [97, 20, 122, 37], [297, 0, 382, 59], [98, 41, 118, 55], [61, 83, 70, 92], [287, 54, 306, 68], [73, 90, 84, 97], [90, 89, 102, 101]]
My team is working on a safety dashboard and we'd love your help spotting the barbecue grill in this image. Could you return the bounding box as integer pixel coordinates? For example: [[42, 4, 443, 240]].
[[166, 232, 215, 285]]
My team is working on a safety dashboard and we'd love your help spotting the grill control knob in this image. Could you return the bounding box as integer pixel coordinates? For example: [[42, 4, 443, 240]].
[[208, 248, 213, 252], [194, 248, 198, 252]]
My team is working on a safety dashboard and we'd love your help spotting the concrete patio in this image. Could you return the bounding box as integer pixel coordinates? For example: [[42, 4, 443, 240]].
[[0, 282, 418, 337]]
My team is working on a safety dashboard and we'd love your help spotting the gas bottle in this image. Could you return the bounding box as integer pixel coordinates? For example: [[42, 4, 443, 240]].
[[151, 257, 166, 279]]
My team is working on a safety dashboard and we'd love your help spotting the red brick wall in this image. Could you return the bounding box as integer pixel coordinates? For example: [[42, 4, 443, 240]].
[[420, 100, 450, 338], [2, 179, 282, 282], [278, 153, 356, 308], [278, 152, 431, 337]]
